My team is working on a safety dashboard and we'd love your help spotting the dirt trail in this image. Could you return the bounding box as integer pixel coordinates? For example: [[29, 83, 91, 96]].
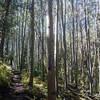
[[0, 70, 30, 100]]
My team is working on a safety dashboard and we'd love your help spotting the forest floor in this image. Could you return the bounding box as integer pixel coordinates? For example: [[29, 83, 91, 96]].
[[0, 70, 30, 100], [0, 61, 100, 100], [0, 61, 47, 100]]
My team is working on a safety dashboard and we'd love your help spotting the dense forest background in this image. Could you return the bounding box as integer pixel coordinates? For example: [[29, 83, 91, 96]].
[[0, 0, 100, 100]]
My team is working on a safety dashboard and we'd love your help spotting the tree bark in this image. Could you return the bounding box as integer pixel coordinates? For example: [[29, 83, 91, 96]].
[[46, 0, 56, 100], [29, 0, 35, 87]]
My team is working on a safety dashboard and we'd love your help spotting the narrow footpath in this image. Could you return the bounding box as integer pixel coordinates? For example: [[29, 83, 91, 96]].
[[2, 70, 30, 100]]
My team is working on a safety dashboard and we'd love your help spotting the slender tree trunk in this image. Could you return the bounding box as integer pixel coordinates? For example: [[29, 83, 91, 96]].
[[46, 0, 56, 100], [84, 0, 92, 93], [55, 0, 59, 93], [80, 20, 84, 78], [18, 21, 21, 68], [71, 0, 75, 83], [20, 6, 27, 70], [74, 0, 79, 87], [29, 0, 35, 87], [27, 31, 31, 72], [5, 37, 9, 56], [63, 0, 67, 88], [61, 0, 67, 89], [41, 0, 45, 81]]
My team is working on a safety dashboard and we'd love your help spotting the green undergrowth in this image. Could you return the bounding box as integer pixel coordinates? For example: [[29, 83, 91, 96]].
[[21, 69, 47, 100], [58, 84, 99, 100], [21, 69, 99, 100], [0, 61, 12, 87]]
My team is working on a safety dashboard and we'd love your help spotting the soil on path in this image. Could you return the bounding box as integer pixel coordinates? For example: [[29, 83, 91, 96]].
[[0, 70, 30, 100]]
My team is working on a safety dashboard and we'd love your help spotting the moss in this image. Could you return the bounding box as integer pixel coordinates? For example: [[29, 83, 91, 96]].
[[0, 61, 12, 87], [28, 86, 46, 100], [21, 69, 29, 86]]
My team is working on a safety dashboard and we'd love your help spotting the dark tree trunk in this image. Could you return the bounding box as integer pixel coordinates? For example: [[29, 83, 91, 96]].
[[0, 0, 11, 58], [29, 0, 35, 87], [47, 0, 56, 100]]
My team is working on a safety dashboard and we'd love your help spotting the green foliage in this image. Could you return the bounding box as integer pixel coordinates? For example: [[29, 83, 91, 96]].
[[21, 69, 47, 100], [21, 69, 29, 86], [0, 61, 12, 87], [34, 63, 42, 76], [58, 84, 97, 100], [28, 86, 46, 100]]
